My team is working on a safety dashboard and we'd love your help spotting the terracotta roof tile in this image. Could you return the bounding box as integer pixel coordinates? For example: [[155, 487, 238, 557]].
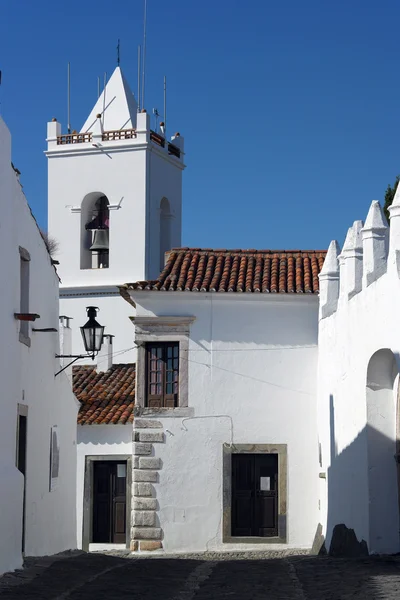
[[73, 364, 135, 425], [122, 248, 327, 295]]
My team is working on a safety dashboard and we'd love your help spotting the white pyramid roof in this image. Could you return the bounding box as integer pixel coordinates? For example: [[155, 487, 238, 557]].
[[80, 67, 138, 133], [364, 200, 388, 230]]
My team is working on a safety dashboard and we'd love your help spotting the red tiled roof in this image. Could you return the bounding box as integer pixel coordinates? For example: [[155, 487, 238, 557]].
[[73, 364, 135, 425], [122, 248, 327, 294]]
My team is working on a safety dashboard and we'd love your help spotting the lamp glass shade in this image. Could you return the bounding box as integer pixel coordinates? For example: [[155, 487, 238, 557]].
[[80, 307, 105, 354]]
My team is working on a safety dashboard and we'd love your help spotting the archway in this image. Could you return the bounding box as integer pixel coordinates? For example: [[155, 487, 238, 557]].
[[366, 349, 399, 553], [80, 193, 110, 269]]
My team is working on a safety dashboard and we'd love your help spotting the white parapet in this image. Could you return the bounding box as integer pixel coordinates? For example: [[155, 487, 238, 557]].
[[319, 240, 340, 319], [136, 111, 150, 143], [47, 119, 61, 149], [361, 200, 388, 287]]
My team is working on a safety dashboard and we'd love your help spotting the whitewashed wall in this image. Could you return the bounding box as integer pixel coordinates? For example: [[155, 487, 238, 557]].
[[318, 201, 400, 554], [76, 425, 133, 548], [0, 117, 78, 575], [133, 292, 320, 552]]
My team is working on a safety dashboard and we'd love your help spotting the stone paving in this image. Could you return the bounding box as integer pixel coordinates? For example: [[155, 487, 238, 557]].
[[1, 550, 400, 599]]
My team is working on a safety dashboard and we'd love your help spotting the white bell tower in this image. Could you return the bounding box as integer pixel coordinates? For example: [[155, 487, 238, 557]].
[[46, 67, 185, 363]]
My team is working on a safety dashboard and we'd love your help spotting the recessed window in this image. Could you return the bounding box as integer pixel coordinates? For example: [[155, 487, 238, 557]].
[[19, 247, 30, 345], [146, 342, 179, 407], [81, 194, 109, 270]]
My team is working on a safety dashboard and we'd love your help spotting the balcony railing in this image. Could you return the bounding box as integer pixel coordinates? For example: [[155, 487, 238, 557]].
[[102, 129, 136, 141], [150, 130, 165, 147], [150, 131, 181, 158], [168, 143, 180, 159], [57, 132, 92, 145], [56, 128, 180, 158]]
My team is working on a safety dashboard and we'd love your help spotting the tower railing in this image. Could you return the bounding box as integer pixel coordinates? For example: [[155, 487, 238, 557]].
[[102, 129, 137, 141], [55, 128, 180, 158], [57, 132, 92, 145]]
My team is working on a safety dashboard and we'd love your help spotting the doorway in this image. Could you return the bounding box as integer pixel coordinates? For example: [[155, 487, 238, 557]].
[[92, 461, 127, 543], [232, 453, 278, 537], [16, 407, 28, 553]]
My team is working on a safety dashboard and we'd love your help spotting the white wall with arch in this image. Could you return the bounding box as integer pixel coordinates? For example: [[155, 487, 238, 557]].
[[318, 199, 400, 554], [366, 349, 399, 554]]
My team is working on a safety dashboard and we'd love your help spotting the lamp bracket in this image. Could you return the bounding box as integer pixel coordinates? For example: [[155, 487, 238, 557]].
[[55, 353, 96, 377]]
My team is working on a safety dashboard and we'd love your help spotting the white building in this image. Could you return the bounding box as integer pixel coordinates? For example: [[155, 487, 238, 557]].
[[0, 116, 78, 575], [119, 248, 325, 552], [317, 195, 400, 556], [46, 66, 185, 364]]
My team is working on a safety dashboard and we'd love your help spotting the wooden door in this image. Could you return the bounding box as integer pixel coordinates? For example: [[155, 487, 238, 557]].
[[112, 463, 127, 543], [92, 461, 127, 543], [16, 415, 27, 552], [232, 454, 278, 537]]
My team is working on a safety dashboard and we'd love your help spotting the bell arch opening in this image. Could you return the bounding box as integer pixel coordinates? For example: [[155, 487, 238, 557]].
[[81, 193, 110, 270], [160, 197, 171, 271], [366, 348, 399, 553]]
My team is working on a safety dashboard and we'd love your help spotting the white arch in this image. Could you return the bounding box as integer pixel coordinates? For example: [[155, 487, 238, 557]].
[[366, 348, 399, 553], [80, 192, 110, 269]]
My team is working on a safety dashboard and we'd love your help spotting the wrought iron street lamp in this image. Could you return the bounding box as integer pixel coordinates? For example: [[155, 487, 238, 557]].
[[80, 306, 105, 355], [55, 306, 105, 376]]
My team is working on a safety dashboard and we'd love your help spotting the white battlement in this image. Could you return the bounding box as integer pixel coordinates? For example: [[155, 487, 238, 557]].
[[319, 199, 393, 320]]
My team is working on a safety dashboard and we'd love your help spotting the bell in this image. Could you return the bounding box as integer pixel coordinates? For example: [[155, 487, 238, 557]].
[[89, 229, 109, 252]]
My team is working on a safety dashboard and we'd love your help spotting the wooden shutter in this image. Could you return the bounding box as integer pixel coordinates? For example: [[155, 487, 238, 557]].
[[146, 342, 179, 407]]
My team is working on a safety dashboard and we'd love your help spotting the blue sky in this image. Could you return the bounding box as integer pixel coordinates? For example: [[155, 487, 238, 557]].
[[1, 0, 400, 250]]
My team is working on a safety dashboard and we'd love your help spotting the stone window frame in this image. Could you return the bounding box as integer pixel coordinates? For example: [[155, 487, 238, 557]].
[[222, 443, 287, 544], [134, 316, 195, 416]]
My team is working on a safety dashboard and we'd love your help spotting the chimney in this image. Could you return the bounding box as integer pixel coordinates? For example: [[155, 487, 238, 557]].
[[319, 240, 340, 320], [361, 200, 388, 287], [59, 316, 73, 376], [96, 335, 114, 373]]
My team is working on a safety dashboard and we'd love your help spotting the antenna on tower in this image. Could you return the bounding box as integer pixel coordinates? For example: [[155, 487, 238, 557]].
[[102, 72, 107, 126], [67, 62, 71, 134], [141, 0, 147, 109], [117, 39, 121, 66], [164, 75, 167, 137], [137, 45, 141, 111], [153, 108, 159, 131]]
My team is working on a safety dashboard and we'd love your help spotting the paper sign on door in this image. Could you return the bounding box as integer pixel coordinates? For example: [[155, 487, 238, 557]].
[[117, 464, 126, 478], [260, 476, 271, 491]]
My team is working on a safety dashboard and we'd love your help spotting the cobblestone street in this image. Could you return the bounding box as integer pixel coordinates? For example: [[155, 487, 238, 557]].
[[1, 551, 400, 599]]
